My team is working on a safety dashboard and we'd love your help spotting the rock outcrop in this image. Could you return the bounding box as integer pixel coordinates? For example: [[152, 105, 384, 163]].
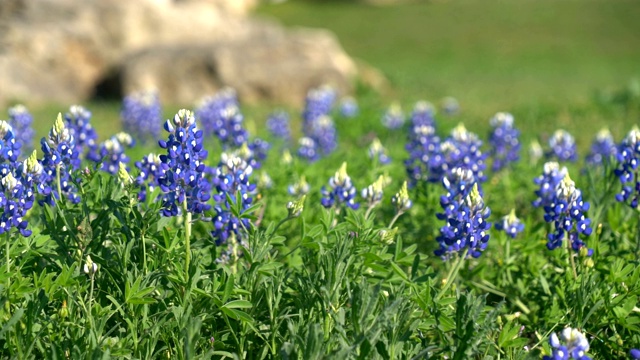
[[0, 0, 357, 106]]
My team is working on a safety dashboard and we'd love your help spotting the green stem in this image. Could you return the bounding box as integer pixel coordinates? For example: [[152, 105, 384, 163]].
[[566, 231, 578, 279], [435, 248, 469, 301], [88, 274, 95, 330], [183, 199, 192, 281], [56, 163, 63, 202], [142, 233, 148, 275], [6, 232, 10, 289], [388, 211, 404, 229], [505, 234, 513, 285]]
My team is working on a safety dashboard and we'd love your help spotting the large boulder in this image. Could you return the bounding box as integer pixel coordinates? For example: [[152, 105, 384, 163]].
[[0, 0, 357, 106], [121, 24, 356, 106]]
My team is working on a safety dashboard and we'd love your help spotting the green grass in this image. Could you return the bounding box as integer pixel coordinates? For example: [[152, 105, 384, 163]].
[[257, 0, 640, 110]]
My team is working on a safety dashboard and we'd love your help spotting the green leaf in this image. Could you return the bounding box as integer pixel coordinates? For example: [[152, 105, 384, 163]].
[[222, 300, 253, 309]]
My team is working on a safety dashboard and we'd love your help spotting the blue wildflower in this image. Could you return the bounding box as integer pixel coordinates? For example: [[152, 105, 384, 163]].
[[321, 162, 359, 210], [39, 114, 80, 205], [543, 328, 591, 360], [0, 121, 21, 172], [64, 105, 100, 165], [529, 140, 544, 165], [297, 137, 320, 163], [410, 101, 436, 128], [211, 153, 256, 245], [435, 168, 491, 259], [488, 112, 521, 172], [121, 90, 162, 143], [547, 129, 578, 162], [339, 97, 358, 118], [382, 103, 405, 129], [631, 349, 640, 359], [495, 209, 524, 238], [441, 96, 460, 115], [98, 132, 135, 175], [361, 175, 387, 209], [135, 153, 164, 202], [266, 110, 291, 141], [533, 162, 566, 209], [8, 105, 34, 153], [614, 127, 640, 208], [157, 109, 211, 217], [437, 124, 487, 183], [585, 128, 616, 166], [404, 124, 442, 185], [288, 176, 310, 197], [368, 137, 391, 165], [196, 88, 239, 138], [302, 86, 336, 129], [0, 151, 41, 237], [543, 172, 592, 253]]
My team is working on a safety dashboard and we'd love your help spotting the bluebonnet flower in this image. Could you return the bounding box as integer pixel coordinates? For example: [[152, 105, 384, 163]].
[[248, 138, 270, 169], [0, 151, 41, 237], [339, 97, 358, 118], [321, 162, 359, 210], [135, 153, 164, 202], [307, 115, 337, 155], [211, 153, 256, 245], [98, 132, 135, 175], [533, 162, 567, 209], [196, 88, 239, 138], [121, 90, 162, 143], [288, 176, 310, 197], [368, 137, 391, 165], [266, 110, 291, 141], [0, 121, 21, 172], [297, 137, 320, 162], [488, 112, 521, 172], [614, 127, 640, 208], [300, 86, 338, 158], [495, 209, 524, 238], [585, 128, 616, 166], [117, 162, 134, 187], [547, 129, 578, 162], [631, 349, 640, 359], [64, 105, 99, 165], [8, 105, 34, 153], [404, 124, 442, 185], [215, 233, 249, 265], [391, 181, 412, 213], [302, 86, 336, 128], [361, 175, 387, 209], [39, 114, 81, 205], [410, 101, 436, 127], [543, 172, 592, 253], [437, 124, 487, 183], [382, 103, 405, 129], [543, 328, 591, 360], [529, 140, 544, 165], [157, 109, 211, 217], [441, 96, 460, 115], [435, 169, 491, 259]]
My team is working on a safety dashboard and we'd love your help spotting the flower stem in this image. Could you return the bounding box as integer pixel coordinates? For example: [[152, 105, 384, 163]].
[[435, 248, 469, 302], [6, 232, 10, 289], [566, 232, 578, 279], [388, 211, 404, 229], [56, 163, 63, 202], [183, 199, 191, 281]]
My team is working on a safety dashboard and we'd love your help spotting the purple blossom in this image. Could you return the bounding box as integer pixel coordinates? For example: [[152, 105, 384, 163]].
[[121, 90, 162, 143], [488, 112, 521, 172], [266, 111, 291, 141], [410, 101, 436, 128], [64, 105, 99, 165], [339, 97, 358, 118], [543, 328, 591, 360], [135, 153, 164, 202], [157, 109, 211, 217], [39, 114, 80, 205], [8, 105, 34, 153], [614, 127, 640, 208], [546, 130, 578, 162], [585, 128, 616, 166], [211, 153, 256, 245], [0, 151, 41, 237], [382, 103, 405, 129], [321, 162, 359, 210], [368, 137, 391, 165], [435, 168, 491, 259], [98, 132, 135, 175], [495, 209, 524, 238]]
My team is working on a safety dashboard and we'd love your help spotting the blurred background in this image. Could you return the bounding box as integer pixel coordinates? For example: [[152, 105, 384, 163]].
[[1, 0, 639, 145]]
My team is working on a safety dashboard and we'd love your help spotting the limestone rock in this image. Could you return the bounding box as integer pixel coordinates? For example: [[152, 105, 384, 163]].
[[121, 24, 357, 106]]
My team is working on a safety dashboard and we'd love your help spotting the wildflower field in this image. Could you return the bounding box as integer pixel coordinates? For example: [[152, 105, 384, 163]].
[[1, 83, 640, 360], [2, 1, 640, 359]]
